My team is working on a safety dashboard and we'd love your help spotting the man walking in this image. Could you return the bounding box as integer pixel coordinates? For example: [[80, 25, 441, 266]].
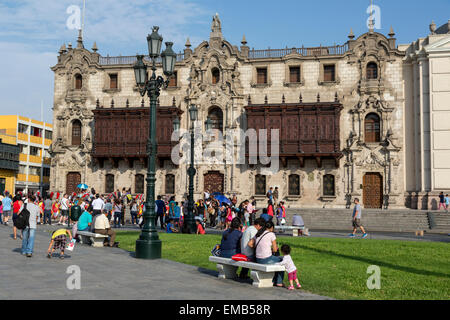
[[2, 192, 13, 226], [155, 195, 166, 230], [350, 198, 368, 238], [21, 195, 40, 257], [43, 196, 52, 225]]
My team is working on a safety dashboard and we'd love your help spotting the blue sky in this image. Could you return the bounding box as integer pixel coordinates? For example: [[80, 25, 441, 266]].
[[0, 0, 449, 123]]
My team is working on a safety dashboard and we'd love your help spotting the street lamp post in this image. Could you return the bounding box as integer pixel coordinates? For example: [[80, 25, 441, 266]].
[[182, 105, 198, 234], [134, 26, 176, 259]]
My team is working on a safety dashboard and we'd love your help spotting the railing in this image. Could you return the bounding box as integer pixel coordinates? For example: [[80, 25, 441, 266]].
[[248, 44, 348, 59], [99, 53, 185, 66]]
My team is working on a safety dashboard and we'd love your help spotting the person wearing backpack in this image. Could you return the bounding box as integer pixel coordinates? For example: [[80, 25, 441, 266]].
[[19, 195, 40, 258]]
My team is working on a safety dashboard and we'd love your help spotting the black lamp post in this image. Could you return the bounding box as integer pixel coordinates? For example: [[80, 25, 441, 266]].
[[183, 104, 198, 234], [134, 26, 176, 260]]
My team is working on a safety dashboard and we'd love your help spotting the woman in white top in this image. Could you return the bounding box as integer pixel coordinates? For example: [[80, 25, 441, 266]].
[[248, 221, 284, 286]]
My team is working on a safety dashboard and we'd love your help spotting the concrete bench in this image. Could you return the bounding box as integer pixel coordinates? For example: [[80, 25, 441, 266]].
[[77, 231, 109, 248], [275, 225, 309, 236], [209, 256, 285, 288]]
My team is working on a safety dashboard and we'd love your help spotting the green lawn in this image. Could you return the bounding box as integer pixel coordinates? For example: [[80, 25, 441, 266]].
[[116, 231, 450, 300]]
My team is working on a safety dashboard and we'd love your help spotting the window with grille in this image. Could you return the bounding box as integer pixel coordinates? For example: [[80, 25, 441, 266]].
[[31, 127, 42, 137], [105, 174, 115, 193], [255, 174, 266, 195], [30, 146, 40, 156], [109, 74, 118, 89], [45, 130, 52, 140], [208, 107, 223, 133], [43, 167, 51, 177], [366, 62, 378, 80], [75, 74, 83, 89], [165, 174, 175, 194], [71, 120, 82, 146], [323, 174, 335, 196], [365, 113, 381, 143], [257, 68, 268, 84], [135, 174, 144, 194], [323, 65, 336, 82], [212, 68, 220, 84], [288, 174, 300, 195], [289, 66, 301, 83], [18, 124, 28, 134], [168, 71, 177, 87]]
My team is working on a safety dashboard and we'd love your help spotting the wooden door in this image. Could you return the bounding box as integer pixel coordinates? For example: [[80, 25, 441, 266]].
[[204, 171, 224, 194], [66, 172, 81, 195], [363, 173, 383, 208]]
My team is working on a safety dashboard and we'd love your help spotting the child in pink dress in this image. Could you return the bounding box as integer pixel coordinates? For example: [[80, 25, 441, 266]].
[[277, 244, 302, 290]]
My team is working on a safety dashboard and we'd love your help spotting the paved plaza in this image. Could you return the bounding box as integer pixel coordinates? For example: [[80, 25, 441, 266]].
[[0, 224, 330, 300]]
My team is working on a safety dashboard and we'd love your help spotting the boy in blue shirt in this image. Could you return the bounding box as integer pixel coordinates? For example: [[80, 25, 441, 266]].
[[166, 219, 179, 233]]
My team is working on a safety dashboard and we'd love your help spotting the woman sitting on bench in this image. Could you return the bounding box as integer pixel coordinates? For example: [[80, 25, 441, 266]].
[[248, 221, 284, 287]]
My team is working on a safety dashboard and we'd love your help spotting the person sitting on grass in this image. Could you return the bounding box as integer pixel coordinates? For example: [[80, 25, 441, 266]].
[[47, 228, 72, 259], [277, 244, 302, 290], [166, 218, 179, 233], [196, 219, 206, 235]]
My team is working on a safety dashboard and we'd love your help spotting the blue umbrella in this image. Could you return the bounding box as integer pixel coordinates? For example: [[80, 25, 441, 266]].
[[214, 195, 231, 206], [77, 183, 88, 189]]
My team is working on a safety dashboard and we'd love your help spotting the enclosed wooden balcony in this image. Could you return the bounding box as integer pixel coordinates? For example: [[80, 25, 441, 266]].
[[92, 105, 183, 168], [245, 101, 343, 168]]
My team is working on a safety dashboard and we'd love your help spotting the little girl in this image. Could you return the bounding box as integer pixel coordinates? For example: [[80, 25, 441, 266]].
[[277, 244, 302, 290]]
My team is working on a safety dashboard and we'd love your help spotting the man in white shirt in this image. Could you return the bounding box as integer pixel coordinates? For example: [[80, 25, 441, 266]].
[[239, 218, 265, 279], [21, 195, 40, 257], [91, 194, 105, 216], [93, 212, 117, 247], [58, 194, 69, 225]]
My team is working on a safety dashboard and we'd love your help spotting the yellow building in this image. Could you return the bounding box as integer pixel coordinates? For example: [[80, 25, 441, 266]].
[[0, 133, 19, 195], [0, 115, 53, 194]]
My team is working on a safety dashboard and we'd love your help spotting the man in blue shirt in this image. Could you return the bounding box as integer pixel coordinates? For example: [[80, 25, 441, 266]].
[[2, 192, 13, 226], [155, 195, 166, 230], [260, 208, 271, 222], [350, 198, 368, 238], [77, 210, 93, 232]]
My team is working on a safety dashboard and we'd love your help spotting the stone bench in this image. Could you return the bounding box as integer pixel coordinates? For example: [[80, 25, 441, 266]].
[[77, 231, 109, 248], [275, 225, 309, 236], [209, 256, 285, 288]]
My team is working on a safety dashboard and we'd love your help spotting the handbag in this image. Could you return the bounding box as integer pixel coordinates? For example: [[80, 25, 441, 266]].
[[211, 244, 221, 257], [232, 254, 249, 262]]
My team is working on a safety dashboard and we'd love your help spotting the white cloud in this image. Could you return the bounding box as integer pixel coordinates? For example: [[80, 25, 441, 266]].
[[0, 0, 210, 123]]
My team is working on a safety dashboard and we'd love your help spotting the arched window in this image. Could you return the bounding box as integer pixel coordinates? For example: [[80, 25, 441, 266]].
[[135, 174, 145, 194], [288, 174, 300, 196], [365, 113, 381, 143], [75, 74, 83, 89], [71, 120, 82, 146], [366, 62, 378, 80], [208, 107, 223, 133], [165, 174, 175, 194], [105, 174, 115, 194], [255, 174, 266, 195], [323, 174, 335, 196], [212, 68, 220, 84]]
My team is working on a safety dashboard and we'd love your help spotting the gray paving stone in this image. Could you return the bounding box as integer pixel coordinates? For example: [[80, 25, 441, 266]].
[[0, 224, 330, 300]]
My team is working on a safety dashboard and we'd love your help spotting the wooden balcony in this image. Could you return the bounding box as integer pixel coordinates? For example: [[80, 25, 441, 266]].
[[245, 102, 343, 168], [92, 106, 183, 167]]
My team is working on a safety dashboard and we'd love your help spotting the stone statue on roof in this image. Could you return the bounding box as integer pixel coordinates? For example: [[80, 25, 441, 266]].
[[212, 13, 221, 33]]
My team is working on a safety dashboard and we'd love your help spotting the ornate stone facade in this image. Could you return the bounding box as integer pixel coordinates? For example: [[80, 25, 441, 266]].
[[50, 16, 408, 209]]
